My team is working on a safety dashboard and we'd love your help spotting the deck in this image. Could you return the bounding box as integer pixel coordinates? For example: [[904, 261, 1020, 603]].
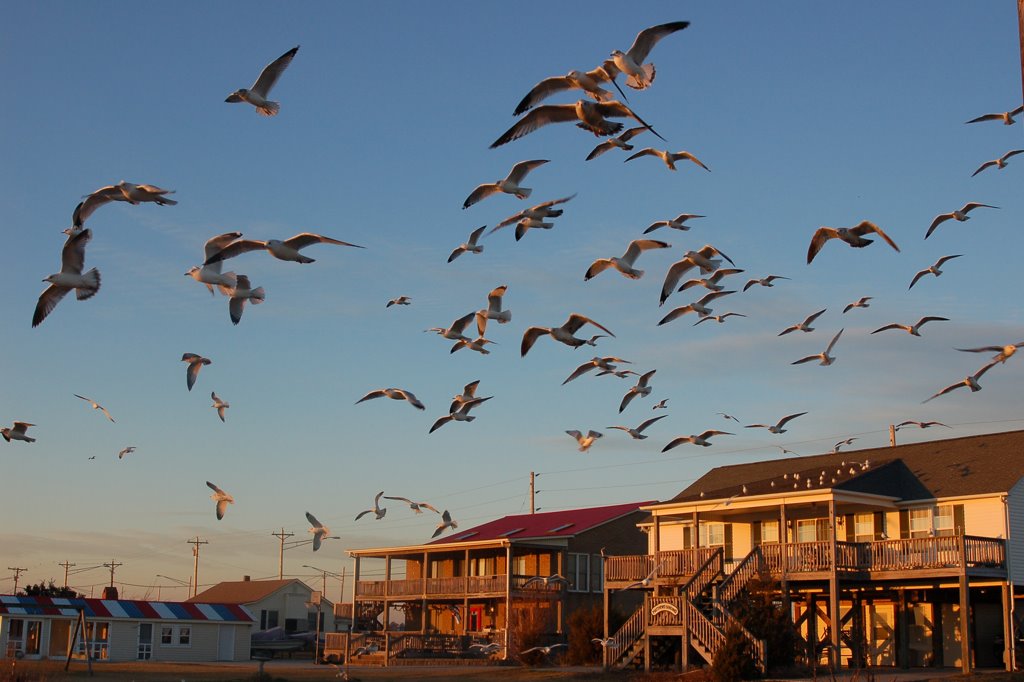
[[354, 574, 564, 599]]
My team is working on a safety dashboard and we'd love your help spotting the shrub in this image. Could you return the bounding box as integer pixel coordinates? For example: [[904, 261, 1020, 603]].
[[710, 623, 757, 682], [566, 605, 604, 664]]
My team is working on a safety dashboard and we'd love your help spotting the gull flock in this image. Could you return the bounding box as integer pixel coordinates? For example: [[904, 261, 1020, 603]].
[[9, 14, 1024, 576]]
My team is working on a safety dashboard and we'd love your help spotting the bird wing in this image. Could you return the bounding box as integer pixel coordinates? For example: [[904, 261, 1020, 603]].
[[584, 259, 615, 280], [661, 436, 691, 452], [660, 258, 697, 304], [250, 46, 299, 97], [972, 160, 997, 176], [521, 327, 549, 357], [777, 412, 808, 428], [1001, 149, 1024, 161], [593, 102, 666, 140], [637, 369, 656, 387], [490, 105, 579, 148], [32, 283, 71, 328], [696, 243, 735, 266], [965, 113, 1003, 124], [419, 502, 441, 514], [698, 429, 731, 440], [563, 361, 598, 385], [908, 269, 929, 290], [462, 183, 500, 210], [619, 390, 638, 413], [487, 285, 507, 312], [626, 21, 690, 64], [429, 414, 454, 433], [923, 381, 966, 403], [806, 227, 839, 263], [203, 232, 244, 260], [73, 187, 122, 227], [228, 296, 247, 325], [305, 511, 323, 528], [447, 245, 467, 263], [917, 316, 949, 328], [61, 228, 92, 275], [185, 361, 204, 391], [396, 389, 425, 409], [852, 221, 900, 252], [450, 311, 477, 335], [962, 202, 998, 213], [564, 314, 614, 336], [955, 345, 1004, 353], [204, 239, 266, 264], [657, 305, 695, 326], [513, 75, 575, 115], [355, 389, 386, 404], [791, 354, 822, 365], [586, 141, 615, 161], [207, 481, 224, 494], [637, 415, 667, 432], [623, 239, 670, 264], [825, 329, 844, 354], [697, 289, 735, 306], [804, 308, 827, 325], [216, 499, 229, 520], [625, 148, 659, 163], [566, 430, 583, 442], [466, 225, 487, 247], [283, 233, 363, 250], [506, 159, 550, 183]]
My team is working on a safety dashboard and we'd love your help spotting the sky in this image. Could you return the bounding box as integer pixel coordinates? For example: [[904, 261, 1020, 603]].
[[1, 2, 1022, 601]]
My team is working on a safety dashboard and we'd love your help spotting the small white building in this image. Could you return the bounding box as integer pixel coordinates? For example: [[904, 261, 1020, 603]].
[[0, 594, 254, 662], [188, 578, 339, 634]]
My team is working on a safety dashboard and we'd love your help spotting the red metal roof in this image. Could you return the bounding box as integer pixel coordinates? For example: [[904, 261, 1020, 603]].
[[429, 501, 652, 545]]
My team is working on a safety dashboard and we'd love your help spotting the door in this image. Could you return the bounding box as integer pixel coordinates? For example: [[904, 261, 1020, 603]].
[[865, 603, 895, 666], [468, 605, 483, 632], [217, 625, 235, 661], [138, 623, 153, 660], [48, 620, 71, 658]]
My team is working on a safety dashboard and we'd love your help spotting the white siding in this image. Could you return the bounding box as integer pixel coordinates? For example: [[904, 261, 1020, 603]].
[[1008, 480, 1024, 586], [108, 621, 137, 661], [961, 497, 1006, 536], [656, 522, 686, 551]]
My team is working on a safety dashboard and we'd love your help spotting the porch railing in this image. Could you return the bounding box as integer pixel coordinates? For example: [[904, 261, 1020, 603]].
[[608, 606, 646, 668], [606, 546, 721, 583], [717, 546, 763, 604]]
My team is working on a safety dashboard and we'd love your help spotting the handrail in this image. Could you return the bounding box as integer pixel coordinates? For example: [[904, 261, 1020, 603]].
[[687, 600, 725, 655], [717, 546, 763, 604], [680, 547, 723, 601], [608, 607, 646, 667]]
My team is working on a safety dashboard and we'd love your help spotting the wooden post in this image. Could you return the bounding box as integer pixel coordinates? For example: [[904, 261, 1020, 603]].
[[643, 596, 651, 672], [384, 631, 390, 668], [1003, 582, 1014, 671], [504, 544, 512, 661], [682, 593, 689, 671], [829, 499, 841, 668], [1018, 0, 1024, 108], [959, 532, 971, 673], [602, 575, 610, 671], [889, 424, 896, 446], [897, 589, 909, 669]]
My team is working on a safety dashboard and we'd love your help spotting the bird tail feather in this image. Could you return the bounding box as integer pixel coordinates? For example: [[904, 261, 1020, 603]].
[[76, 268, 101, 300], [627, 64, 656, 90], [250, 287, 265, 304], [257, 101, 281, 117]]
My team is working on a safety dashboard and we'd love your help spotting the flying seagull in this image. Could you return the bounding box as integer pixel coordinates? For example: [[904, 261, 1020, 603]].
[[625, 148, 709, 172], [662, 430, 731, 451], [228, 275, 265, 325], [225, 46, 299, 116], [619, 370, 656, 412], [521, 574, 570, 588], [447, 225, 486, 262], [679, 268, 744, 293], [965, 104, 1024, 125], [586, 125, 650, 160], [305, 511, 335, 551], [792, 328, 844, 366], [895, 420, 950, 430], [450, 380, 481, 414], [779, 308, 827, 336], [972, 149, 1024, 177], [185, 232, 242, 295], [923, 361, 997, 403], [117, 446, 136, 460], [426, 311, 477, 343], [432, 510, 458, 538], [72, 182, 177, 229], [644, 213, 705, 234], [520, 643, 568, 656], [521, 314, 615, 356], [73, 394, 115, 423], [657, 290, 735, 325], [607, 415, 667, 440], [833, 437, 857, 453], [566, 430, 603, 452], [653, 399, 669, 410], [513, 67, 622, 116], [382, 496, 440, 514], [204, 232, 363, 265], [1, 422, 36, 443], [563, 356, 631, 385], [622, 559, 668, 591], [206, 481, 234, 520], [491, 194, 576, 234], [584, 239, 670, 280], [807, 221, 900, 264], [181, 353, 212, 392], [608, 21, 691, 90], [843, 296, 873, 313], [211, 392, 230, 422], [955, 342, 1023, 364], [387, 296, 412, 307], [909, 255, 963, 289], [926, 203, 998, 239], [743, 274, 790, 291], [491, 99, 664, 148], [476, 285, 512, 335], [355, 491, 387, 521], [32, 229, 101, 328], [745, 412, 808, 434], [356, 387, 426, 410], [871, 316, 949, 337], [659, 244, 735, 305], [462, 160, 549, 208], [429, 396, 492, 433], [694, 312, 746, 326]]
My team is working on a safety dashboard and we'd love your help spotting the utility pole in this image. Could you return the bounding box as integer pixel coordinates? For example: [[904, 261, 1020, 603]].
[[339, 566, 346, 605], [100, 561, 120, 585], [187, 537, 208, 599], [272, 528, 294, 580], [530, 471, 536, 514], [1018, 0, 1024, 106], [889, 424, 896, 446], [8, 567, 27, 593], [58, 561, 76, 588]]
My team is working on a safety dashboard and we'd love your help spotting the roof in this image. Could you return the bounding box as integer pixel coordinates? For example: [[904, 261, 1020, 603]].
[[0, 595, 254, 622], [667, 429, 1024, 505], [187, 579, 305, 605], [428, 501, 653, 545]]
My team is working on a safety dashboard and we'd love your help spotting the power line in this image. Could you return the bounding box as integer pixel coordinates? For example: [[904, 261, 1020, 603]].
[[8, 567, 27, 593]]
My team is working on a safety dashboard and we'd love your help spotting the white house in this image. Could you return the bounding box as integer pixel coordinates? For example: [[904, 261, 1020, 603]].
[[188, 577, 339, 634]]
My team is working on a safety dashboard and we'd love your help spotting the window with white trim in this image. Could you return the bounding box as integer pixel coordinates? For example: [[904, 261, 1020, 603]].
[[590, 554, 603, 592], [854, 513, 874, 542], [934, 505, 954, 536], [699, 522, 725, 547], [159, 624, 191, 648], [760, 520, 780, 544], [909, 508, 931, 538], [566, 553, 589, 592], [796, 518, 829, 542], [76, 621, 109, 659]]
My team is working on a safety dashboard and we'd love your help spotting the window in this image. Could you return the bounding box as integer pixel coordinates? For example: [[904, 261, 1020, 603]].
[[260, 609, 279, 630], [512, 555, 527, 576], [854, 513, 874, 542], [934, 505, 954, 536], [5, 619, 24, 658], [796, 518, 829, 542], [137, 623, 152, 660], [178, 627, 191, 646], [909, 508, 931, 538], [760, 520, 780, 544], [699, 522, 725, 547], [159, 625, 191, 648], [567, 553, 589, 592], [469, 556, 495, 576], [76, 621, 109, 659], [590, 555, 603, 593]]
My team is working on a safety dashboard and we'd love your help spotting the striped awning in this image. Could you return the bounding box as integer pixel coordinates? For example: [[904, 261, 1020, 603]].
[[0, 595, 254, 622]]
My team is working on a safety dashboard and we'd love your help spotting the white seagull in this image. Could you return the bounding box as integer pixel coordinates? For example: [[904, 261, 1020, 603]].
[[871, 316, 948, 337], [206, 481, 234, 520], [625, 148, 710, 172], [619, 370, 656, 412], [971, 149, 1024, 176], [475, 285, 511, 335], [225, 46, 299, 116], [462, 160, 549, 209], [382, 496, 440, 514], [679, 268, 744, 293], [806, 221, 900, 264], [305, 511, 335, 551], [659, 245, 735, 305], [449, 380, 481, 414], [563, 356, 631, 385], [693, 312, 746, 326], [521, 314, 615, 356], [432, 510, 458, 538], [513, 67, 621, 115], [491, 99, 664, 148], [923, 361, 997, 403], [895, 420, 950, 430], [447, 225, 486, 262], [228, 275, 265, 325], [566, 429, 603, 452], [743, 274, 790, 291], [521, 643, 568, 656], [622, 560, 668, 591], [965, 104, 1024, 125], [662, 430, 731, 451], [607, 415, 667, 440], [608, 21, 690, 90], [426, 311, 477, 343], [657, 290, 735, 325], [204, 232, 363, 265], [909, 255, 962, 289], [429, 396, 492, 433], [833, 437, 858, 452], [778, 308, 827, 336], [586, 126, 651, 160], [491, 194, 576, 234], [182, 352, 211, 391], [926, 203, 998, 239], [387, 296, 412, 307], [644, 213, 705, 234], [745, 412, 808, 434], [32, 229, 101, 328], [792, 328, 844, 366], [653, 399, 670, 410], [117, 446, 136, 460], [584, 239, 670, 280], [185, 232, 242, 295], [843, 296, 873, 313], [955, 342, 1023, 364], [72, 182, 177, 229], [2, 422, 35, 443], [356, 387, 426, 411], [718, 413, 741, 423], [211, 392, 230, 422], [73, 394, 115, 423], [355, 492, 388, 521]]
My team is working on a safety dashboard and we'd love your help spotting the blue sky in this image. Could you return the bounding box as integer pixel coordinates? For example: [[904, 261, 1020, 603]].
[[2, 2, 1022, 600]]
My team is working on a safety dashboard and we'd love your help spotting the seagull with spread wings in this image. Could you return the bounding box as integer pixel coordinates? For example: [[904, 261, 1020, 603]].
[[662, 430, 731, 451], [429, 397, 492, 433], [2, 422, 35, 443], [895, 420, 950, 430], [584, 239, 670, 280], [779, 309, 827, 336], [491, 194, 575, 235], [625, 148, 710, 172], [909, 255, 962, 289], [206, 481, 234, 520], [743, 274, 790, 291], [643, 213, 705, 234], [356, 388, 426, 411], [355, 492, 387, 521], [619, 370, 655, 412], [491, 100, 664, 148], [608, 21, 690, 90], [382, 496, 440, 514], [955, 342, 1023, 365], [72, 182, 177, 229], [745, 412, 808, 434], [965, 104, 1024, 125], [521, 314, 615, 356], [447, 225, 486, 262], [181, 354, 211, 392], [792, 329, 844, 366], [807, 221, 900, 264], [387, 296, 411, 307], [305, 511, 337, 551], [432, 510, 458, 538], [843, 296, 873, 313], [871, 316, 949, 337], [462, 160, 549, 208], [118, 446, 136, 460], [204, 232, 363, 265], [566, 429, 603, 452], [658, 290, 735, 325], [925, 203, 998, 239], [32, 229, 101, 328], [923, 361, 997, 403], [972, 149, 1024, 176], [211, 392, 230, 422], [659, 245, 735, 305], [607, 415, 667, 440], [586, 126, 650, 160], [225, 46, 299, 116], [74, 394, 115, 423], [563, 357, 631, 385]]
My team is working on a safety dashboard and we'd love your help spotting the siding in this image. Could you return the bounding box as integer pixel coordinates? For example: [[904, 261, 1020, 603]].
[[1009, 480, 1024, 586], [108, 621, 137, 661]]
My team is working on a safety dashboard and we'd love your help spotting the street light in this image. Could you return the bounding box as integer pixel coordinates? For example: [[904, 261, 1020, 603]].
[[156, 574, 192, 601]]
